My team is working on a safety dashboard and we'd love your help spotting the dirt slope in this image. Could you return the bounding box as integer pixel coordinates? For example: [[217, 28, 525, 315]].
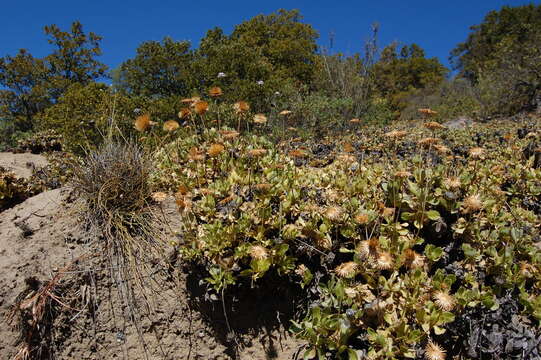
[[0, 152, 49, 179], [0, 191, 303, 360]]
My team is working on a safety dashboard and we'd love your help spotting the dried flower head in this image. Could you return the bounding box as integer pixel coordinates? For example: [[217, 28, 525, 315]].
[[394, 170, 412, 178], [194, 100, 209, 115], [180, 97, 197, 104], [279, 110, 292, 116], [382, 207, 395, 218], [404, 249, 425, 269], [384, 130, 408, 139], [178, 107, 192, 119], [152, 191, 168, 202], [425, 341, 446, 360], [163, 120, 180, 132], [344, 287, 359, 298], [519, 261, 537, 278], [324, 206, 344, 221], [207, 143, 225, 157], [468, 147, 485, 159], [418, 108, 438, 117], [376, 252, 394, 270], [424, 121, 445, 131], [253, 113, 268, 124], [295, 264, 308, 277], [343, 142, 354, 153], [247, 148, 267, 158], [134, 113, 151, 132], [433, 291, 456, 311], [349, 118, 361, 124], [289, 149, 307, 158], [335, 261, 358, 278], [434, 144, 450, 154], [355, 213, 370, 225], [233, 101, 250, 114], [249, 245, 269, 260], [254, 183, 272, 192], [188, 147, 205, 161], [220, 130, 240, 140], [208, 86, 223, 97], [463, 194, 483, 213], [444, 177, 461, 189], [418, 137, 440, 147]]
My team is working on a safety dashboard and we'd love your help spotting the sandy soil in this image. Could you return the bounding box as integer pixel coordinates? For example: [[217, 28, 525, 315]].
[[0, 152, 49, 179], [0, 190, 304, 359]]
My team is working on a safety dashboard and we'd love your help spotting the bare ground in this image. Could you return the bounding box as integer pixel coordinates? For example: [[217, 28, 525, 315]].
[[0, 185, 304, 359], [0, 152, 49, 179]]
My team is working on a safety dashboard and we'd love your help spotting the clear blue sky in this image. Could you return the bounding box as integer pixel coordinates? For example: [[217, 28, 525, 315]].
[[1, 0, 539, 72]]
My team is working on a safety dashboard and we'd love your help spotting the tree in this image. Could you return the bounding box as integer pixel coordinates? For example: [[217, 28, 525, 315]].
[[114, 37, 195, 97], [0, 21, 107, 143], [0, 50, 50, 134], [194, 9, 319, 111], [44, 21, 108, 100], [450, 4, 541, 113], [373, 43, 447, 113]]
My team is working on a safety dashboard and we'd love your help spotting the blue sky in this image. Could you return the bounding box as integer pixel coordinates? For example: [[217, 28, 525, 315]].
[[1, 0, 539, 72]]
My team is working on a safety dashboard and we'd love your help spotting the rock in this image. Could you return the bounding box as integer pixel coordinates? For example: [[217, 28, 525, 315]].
[[443, 116, 474, 129]]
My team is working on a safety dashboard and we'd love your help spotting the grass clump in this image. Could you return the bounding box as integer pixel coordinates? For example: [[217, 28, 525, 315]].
[[71, 140, 162, 323]]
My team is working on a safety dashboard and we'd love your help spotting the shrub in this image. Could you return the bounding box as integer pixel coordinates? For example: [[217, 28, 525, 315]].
[[15, 129, 63, 154], [0, 167, 38, 211]]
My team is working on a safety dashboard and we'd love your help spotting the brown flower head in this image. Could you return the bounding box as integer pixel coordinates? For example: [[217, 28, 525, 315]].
[[163, 120, 180, 132], [424, 121, 445, 131], [355, 213, 370, 225], [394, 170, 412, 178], [208, 86, 223, 97], [376, 252, 394, 270], [343, 142, 354, 153], [220, 130, 240, 140], [194, 100, 209, 115], [279, 110, 292, 116], [444, 176, 461, 189], [384, 130, 408, 139], [152, 191, 168, 202], [247, 148, 267, 158], [468, 147, 484, 159], [404, 249, 425, 269], [425, 341, 446, 360], [433, 291, 456, 311], [463, 194, 483, 213], [253, 113, 268, 124], [349, 118, 361, 124], [188, 147, 205, 161], [249, 245, 269, 260], [233, 101, 250, 114], [418, 137, 440, 147], [418, 108, 438, 117], [434, 144, 450, 154], [207, 143, 225, 157], [324, 206, 344, 221], [335, 261, 358, 278], [134, 113, 151, 132], [254, 183, 272, 192], [178, 107, 192, 119], [289, 149, 307, 158]]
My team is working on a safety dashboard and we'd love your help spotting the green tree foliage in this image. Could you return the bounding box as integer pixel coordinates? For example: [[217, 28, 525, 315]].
[[0, 21, 107, 148], [114, 37, 195, 97], [44, 21, 108, 100], [37, 83, 134, 153], [373, 43, 448, 114], [451, 4, 541, 114], [194, 9, 319, 111], [0, 50, 50, 133]]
